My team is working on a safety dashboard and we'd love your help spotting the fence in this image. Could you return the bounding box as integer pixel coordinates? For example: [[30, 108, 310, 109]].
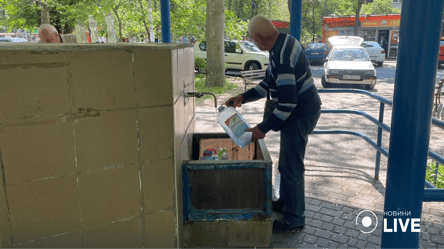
[[315, 89, 444, 202]]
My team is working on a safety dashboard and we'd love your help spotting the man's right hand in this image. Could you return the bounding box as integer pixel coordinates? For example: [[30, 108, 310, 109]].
[[225, 95, 244, 108]]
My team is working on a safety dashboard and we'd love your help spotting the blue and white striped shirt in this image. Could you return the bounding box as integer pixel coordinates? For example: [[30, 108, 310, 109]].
[[241, 33, 321, 133]]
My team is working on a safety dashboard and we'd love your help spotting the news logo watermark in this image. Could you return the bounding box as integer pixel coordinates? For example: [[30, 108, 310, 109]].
[[356, 210, 421, 234]]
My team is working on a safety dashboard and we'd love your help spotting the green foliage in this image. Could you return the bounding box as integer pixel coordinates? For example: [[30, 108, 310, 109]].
[[425, 162, 444, 189], [361, 0, 401, 15], [195, 56, 207, 73], [195, 74, 238, 94]]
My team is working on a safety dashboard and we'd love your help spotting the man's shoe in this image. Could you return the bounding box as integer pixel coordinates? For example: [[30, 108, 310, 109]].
[[272, 201, 285, 213], [273, 219, 304, 232]]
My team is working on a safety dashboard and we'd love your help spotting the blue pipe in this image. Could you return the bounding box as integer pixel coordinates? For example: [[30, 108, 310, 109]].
[[424, 189, 444, 202], [375, 103, 385, 180], [381, 0, 444, 247], [160, 0, 171, 43], [321, 109, 391, 132], [289, 0, 302, 41], [312, 130, 388, 157], [317, 89, 393, 105]]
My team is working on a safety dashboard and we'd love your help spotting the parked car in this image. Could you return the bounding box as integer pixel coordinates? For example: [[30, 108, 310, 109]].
[[361, 41, 385, 67], [0, 37, 12, 43], [305, 43, 328, 64], [194, 40, 269, 71], [11, 37, 28, 43], [322, 46, 377, 90], [438, 37, 444, 68]]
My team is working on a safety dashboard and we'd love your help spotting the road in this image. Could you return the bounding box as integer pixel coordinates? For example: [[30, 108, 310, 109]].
[[227, 59, 444, 83]]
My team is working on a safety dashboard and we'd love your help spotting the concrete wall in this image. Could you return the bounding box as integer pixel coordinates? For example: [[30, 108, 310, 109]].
[[0, 43, 194, 248]]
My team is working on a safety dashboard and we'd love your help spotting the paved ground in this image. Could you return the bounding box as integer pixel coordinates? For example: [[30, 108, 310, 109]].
[[195, 61, 444, 248]]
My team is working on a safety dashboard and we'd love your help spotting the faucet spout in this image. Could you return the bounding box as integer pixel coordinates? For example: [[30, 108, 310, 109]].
[[185, 92, 218, 109]]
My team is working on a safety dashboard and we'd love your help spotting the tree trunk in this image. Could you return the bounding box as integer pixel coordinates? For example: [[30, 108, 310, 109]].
[[39, 1, 50, 25], [113, 8, 123, 41], [148, 0, 154, 42], [312, 5, 315, 42], [238, 0, 244, 18], [205, 0, 225, 87], [354, 0, 362, 36], [138, 0, 150, 40], [250, 0, 256, 19], [268, 0, 272, 19]]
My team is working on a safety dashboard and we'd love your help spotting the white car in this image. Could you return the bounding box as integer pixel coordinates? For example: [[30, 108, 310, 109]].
[[322, 46, 377, 90], [194, 40, 269, 71], [361, 41, 386, 67], [11, 37, 28, 43]]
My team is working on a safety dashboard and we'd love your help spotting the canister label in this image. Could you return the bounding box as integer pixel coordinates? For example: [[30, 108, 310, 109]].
[[225, 113, 248, 139]]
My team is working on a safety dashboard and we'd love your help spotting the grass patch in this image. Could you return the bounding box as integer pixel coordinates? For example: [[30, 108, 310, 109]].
[[194, 74, 242, 105], [425, 162, 444, 188]]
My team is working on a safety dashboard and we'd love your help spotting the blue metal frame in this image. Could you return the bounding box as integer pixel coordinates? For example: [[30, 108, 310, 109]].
[[160, 0, 171, 43], [182, 161, 272, 222], [381, 0, 443, 247], [289, 0, 302, 41]]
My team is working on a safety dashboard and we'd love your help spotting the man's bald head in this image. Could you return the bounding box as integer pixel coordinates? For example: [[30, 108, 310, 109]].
[[248, 16, 279, 51], [38, 24, 61, 43]]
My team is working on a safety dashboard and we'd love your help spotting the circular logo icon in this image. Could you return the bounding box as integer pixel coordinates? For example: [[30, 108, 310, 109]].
[[381, 20, 387, 26], [356, 210, 378, 234]]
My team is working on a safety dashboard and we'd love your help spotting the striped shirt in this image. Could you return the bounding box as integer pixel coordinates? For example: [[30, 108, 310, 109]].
[[241, 33, 321, 133]]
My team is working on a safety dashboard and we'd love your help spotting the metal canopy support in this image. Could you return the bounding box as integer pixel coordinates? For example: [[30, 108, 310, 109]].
[[160, 0, 171, 43], [289, 0, 302, 41], [382, 0, 443, 247]]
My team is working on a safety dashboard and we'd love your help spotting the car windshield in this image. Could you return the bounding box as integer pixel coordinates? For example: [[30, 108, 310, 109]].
[[330, 48, 370, 61], [307, 43, 326, 50], [241, 41, 261, 52]]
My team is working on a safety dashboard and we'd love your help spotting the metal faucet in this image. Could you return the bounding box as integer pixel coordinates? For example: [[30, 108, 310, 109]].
[[185, 92, 218, 109]]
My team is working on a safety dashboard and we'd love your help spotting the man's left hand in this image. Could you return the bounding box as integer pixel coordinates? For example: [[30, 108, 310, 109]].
[[246, 126, 265, 142]]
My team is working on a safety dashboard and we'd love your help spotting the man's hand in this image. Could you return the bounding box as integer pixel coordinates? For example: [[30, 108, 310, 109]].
[[225, 95, 244, 108], [246, 126, 265, 142]]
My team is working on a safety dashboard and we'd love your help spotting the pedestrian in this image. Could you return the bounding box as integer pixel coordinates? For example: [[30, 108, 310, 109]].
[[225, 15, 322, 232]]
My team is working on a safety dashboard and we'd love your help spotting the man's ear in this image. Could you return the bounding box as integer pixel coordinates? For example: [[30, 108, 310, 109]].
[[256, 33, 265, 43]]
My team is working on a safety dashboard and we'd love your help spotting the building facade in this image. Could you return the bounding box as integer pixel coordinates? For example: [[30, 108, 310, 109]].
[[322, 14, 401, 58]]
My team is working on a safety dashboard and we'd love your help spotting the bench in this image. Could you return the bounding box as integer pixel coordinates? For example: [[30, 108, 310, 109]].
[[240, 69, 266, 91]]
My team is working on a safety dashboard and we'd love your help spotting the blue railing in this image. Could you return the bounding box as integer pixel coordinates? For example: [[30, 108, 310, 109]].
[[315, 89, 444, 202]]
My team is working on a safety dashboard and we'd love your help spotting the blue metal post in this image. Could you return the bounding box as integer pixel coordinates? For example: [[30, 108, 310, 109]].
[[375, 102, 384, 180], [289, 0, 302, 41], [434, 162, 438, 185], [382, 0, 443, 248], [160, 0, 171, 43]]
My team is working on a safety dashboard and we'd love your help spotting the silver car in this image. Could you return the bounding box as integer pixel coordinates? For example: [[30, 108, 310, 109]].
[[322, 46, 377, 90], [361, 41, 386, 67]]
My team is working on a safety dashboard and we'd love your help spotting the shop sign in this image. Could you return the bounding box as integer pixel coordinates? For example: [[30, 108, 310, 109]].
[[327, 20, 356, 28], [362, 19, 400, 27]]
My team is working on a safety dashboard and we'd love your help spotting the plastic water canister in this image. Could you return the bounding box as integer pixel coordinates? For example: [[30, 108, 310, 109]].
[[217, 105, 252, 148]]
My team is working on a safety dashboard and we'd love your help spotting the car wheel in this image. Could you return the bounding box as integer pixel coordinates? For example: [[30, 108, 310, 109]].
[[321, 74, 333, 88], [246, 62, 260, 71], [365, 80, 377, 90], [377, 62, 383, 67]]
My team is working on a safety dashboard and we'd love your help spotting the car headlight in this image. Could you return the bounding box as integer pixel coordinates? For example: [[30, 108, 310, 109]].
[[329, 69, 339, 74], [364, 70, 376, 75]]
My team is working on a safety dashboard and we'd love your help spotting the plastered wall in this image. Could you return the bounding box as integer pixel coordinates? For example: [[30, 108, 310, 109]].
[[0, 43, 194, 248]]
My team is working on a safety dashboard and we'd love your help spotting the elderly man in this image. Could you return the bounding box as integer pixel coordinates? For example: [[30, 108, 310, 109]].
[[225, 16, 322, 232], [38, 24, 62, 43]]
